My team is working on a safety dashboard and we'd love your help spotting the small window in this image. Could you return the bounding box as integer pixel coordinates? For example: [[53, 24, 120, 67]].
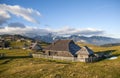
[[54, 52, 57, 55]]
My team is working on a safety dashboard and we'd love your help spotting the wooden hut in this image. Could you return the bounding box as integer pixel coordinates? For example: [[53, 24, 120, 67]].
[[29, 42, 42, 51], [36, 39, 97, 62], [44, 40, 81, 57]]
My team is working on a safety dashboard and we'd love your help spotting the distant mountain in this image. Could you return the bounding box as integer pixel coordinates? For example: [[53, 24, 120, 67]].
[[101, 43, 120, 47], [33, 33, 53, 43], [0, 34, 33, 40], [81, 36, 120, 45], [1, 34, 120, 45], [33, 35, 120, 45]]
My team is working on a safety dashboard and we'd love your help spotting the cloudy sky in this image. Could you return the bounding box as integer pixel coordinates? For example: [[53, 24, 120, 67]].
[[0, 0, 120, 38]]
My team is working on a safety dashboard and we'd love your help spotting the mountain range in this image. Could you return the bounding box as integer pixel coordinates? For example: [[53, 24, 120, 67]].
[[1, 34, 120, 45], [33, 34, 120, 45]]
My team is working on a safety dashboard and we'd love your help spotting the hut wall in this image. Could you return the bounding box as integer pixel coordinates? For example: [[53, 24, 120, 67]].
[[77, 54, 89, 59], [45, 50, 73, 57], [76, 54, 89, 62]]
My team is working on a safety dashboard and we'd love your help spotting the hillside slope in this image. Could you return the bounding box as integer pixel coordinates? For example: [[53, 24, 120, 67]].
[[0, 43, 120, 78]]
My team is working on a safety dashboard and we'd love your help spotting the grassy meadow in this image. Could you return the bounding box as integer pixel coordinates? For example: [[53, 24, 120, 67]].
[[0, 43, 120, 78]]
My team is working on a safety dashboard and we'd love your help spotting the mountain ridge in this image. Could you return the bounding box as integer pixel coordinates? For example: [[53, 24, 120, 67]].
[[33, 35, 120, 45], [1, 34, 120, 45]]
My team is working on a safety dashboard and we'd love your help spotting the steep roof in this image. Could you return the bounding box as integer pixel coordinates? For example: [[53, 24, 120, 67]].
[[45, 39, 81, 55], [30, 42, 42, 50], [76, 46, 94, 55], [45, 40, 72, 51]]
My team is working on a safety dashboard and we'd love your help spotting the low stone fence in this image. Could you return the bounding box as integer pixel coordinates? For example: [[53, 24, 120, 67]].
[[32, 54, 99, 62], [0, 53, 5, 58]]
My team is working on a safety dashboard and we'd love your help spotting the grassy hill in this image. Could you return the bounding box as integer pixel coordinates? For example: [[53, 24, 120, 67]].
[[0, 42, 120, 78]]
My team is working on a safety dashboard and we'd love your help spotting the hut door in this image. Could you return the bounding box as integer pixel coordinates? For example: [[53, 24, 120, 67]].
[[48, 51, 51, 56]]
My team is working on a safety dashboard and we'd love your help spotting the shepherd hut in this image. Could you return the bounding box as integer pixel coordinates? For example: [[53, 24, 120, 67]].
[[29, 42, 42, 51], [44, 40, 81, 57]]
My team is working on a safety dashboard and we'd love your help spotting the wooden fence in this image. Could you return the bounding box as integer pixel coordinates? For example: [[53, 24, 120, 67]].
[[32, 54, 99, 63]]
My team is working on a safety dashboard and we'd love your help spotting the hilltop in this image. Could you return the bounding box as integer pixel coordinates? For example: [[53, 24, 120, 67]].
[[0, 34, 49, 49]]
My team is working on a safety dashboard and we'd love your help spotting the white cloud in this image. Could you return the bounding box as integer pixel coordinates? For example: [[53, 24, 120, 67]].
[[0, 4, 41, 24], [0, 25, 104, 37], [53, 26, 104, 36], [0, 9, 11, 25], [0, 26, 51, 37]]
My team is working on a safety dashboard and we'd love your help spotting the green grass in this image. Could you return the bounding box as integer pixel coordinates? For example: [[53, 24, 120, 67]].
[[0, 43, 120, 78], [0, 49, 31, 56]]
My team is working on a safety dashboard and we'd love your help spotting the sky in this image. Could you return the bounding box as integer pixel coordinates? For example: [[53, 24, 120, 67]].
[[0, 0, 120, 38]]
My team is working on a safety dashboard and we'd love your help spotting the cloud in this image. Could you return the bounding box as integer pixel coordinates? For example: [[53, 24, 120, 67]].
[[0, 4, 105, 37], [0, 26, 51, 37], [0, 4, 41, 24], [8, 22, 26, 28], [0, 25, 104, 37], [0, 9, 10, 25], [0, 27, 5, 29], [54, 26, 104, 36]]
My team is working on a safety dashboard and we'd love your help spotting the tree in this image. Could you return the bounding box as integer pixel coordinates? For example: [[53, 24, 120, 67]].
[[4, 41, 10, 48]]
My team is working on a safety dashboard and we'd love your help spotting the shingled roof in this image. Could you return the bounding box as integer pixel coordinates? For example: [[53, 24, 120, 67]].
[[45, 40, 81, 55], [29, 42, 42, 50], [45, 40, 71, 51]]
